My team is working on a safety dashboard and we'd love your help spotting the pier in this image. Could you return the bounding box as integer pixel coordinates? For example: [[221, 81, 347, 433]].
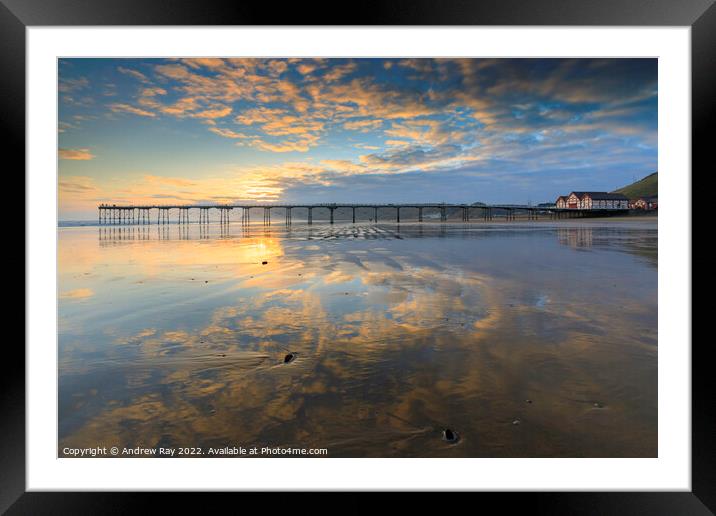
[[97, 203, 628, 225]]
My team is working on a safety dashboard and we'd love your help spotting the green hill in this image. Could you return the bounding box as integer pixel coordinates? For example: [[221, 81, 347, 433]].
[[613, 172, 658, 199]]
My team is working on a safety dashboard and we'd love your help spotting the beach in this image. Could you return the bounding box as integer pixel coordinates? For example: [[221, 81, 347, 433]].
[[58, 218, 657, 457]]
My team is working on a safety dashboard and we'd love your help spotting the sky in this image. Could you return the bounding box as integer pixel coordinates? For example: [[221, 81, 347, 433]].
[[58, 58, 657, 219]]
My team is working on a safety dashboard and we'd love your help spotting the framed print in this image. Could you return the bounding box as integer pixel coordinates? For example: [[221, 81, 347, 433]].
[[7, 0, 710, 512]]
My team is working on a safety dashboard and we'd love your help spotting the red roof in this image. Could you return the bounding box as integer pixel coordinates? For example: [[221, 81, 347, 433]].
[[569, 192, 629, 201]]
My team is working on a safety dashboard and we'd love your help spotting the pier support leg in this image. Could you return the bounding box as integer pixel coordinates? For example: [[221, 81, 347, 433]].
[[352, 207, 355, 224], [308, 207, 312, 225], [397, 207, 400, 223], [418, 207, 423, 222], [330, 208, 334, 224], [374, 207, 378, 223]]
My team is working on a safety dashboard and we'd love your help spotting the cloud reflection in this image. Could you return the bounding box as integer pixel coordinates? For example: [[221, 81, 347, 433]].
[[58, 221, 657, 457]]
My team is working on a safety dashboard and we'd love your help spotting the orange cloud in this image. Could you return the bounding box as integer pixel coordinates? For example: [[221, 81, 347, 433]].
[[297, 63, 318, 75], [182, 58, 226, 69], [234, 107, 287, 126], [208, 127, 249, 139], [190, 105, 232, 119], [139, 87, 167, 97], [158, 97, 199, 116], [250, 138, 315, 153], [108, 103, 156, 117], [59, 148, 95, 160], [343, 119, 383, 132], [117, 66, 151, 83]]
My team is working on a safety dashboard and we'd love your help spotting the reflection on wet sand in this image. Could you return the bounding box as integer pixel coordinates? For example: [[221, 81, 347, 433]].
[[59, 220, 657, 457]]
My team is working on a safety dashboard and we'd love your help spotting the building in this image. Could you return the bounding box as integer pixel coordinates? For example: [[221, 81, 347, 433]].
[[633, 196, 658, 210], [555, 192, 629, 210]]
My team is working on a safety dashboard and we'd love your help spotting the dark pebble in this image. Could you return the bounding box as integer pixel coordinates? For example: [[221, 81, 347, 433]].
[[262, 261, 268, 265], [284, 353, 296, 364], [525, 399, 532, 404], [442, 428, 460, 443], [204, 280, 208, 283]]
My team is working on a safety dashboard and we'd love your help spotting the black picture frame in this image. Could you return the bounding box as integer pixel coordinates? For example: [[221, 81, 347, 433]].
[[5, 0, 709, 512]]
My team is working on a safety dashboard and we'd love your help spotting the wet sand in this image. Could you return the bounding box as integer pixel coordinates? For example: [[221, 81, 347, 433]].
[[58, 219, 657, 457]]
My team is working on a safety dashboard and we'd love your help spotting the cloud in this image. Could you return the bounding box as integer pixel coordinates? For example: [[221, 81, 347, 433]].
[[190, 105, 232, 119], [58, 121, 79, 133], [343, 119, 383, 132], [297, 63, 318, 75], [208, 127, 249, 139], [156, 97, 199, 116], [108, 103, 156, 117], [58, 176, 102, 213], [249, 138, 317, 153], [118, 66, 151, 83], [322, 61, 357, 82], [59, 148, 95, 160], [139, 87, 167, 97], [182, 58, 226, 69], [155, 63, 196, 81], [58, 58, 657, 213], [59, 177, 98, 193], [320, 160, 367, 174], [234, 107, 287, 126], [59, 77, 89, 93]]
